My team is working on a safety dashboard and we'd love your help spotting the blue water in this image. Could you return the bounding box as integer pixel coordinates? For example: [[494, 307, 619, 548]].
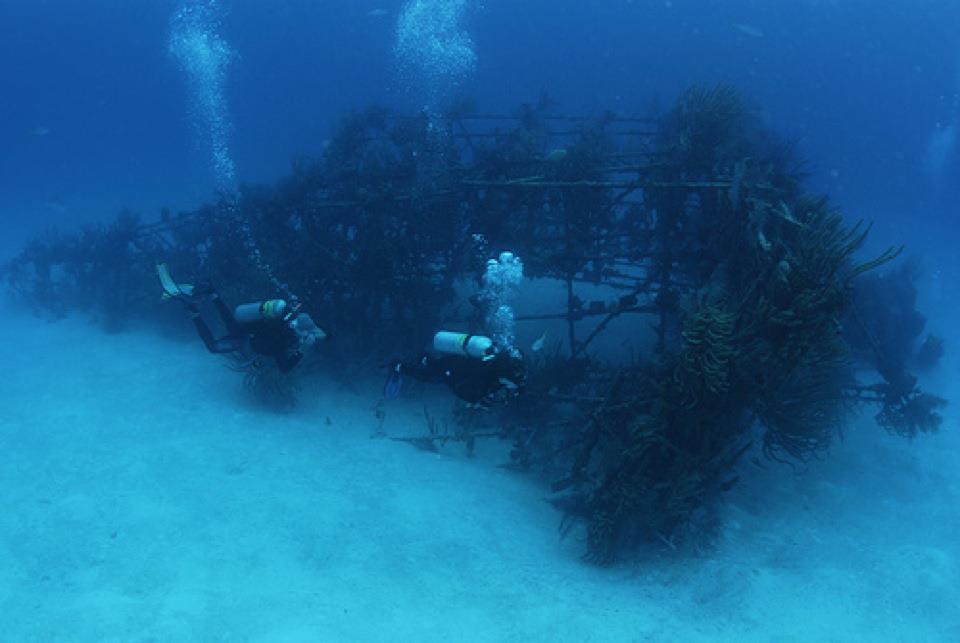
[[2, 1, 958, 640], [4, 2, 958, 248]]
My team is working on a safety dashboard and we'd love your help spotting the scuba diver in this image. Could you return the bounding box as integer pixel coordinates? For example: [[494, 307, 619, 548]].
[[156, 264, 325, 373], [384, 331, 526, 406]]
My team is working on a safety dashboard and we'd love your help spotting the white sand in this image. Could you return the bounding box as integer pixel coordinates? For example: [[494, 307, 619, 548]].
[[1, 307, 957, 642]]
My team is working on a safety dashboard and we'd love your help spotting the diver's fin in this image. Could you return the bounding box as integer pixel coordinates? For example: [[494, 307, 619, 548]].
[[156, 263, 181, 297], [156, 263, 195, 300], [383, 362, 404, 399]]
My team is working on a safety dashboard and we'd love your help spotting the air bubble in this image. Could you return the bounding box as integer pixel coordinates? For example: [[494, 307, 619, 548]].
[[395, 0, 476, 110]]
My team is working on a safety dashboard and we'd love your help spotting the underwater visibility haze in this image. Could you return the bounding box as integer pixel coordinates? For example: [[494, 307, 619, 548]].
[[1, 1, 959, 640]]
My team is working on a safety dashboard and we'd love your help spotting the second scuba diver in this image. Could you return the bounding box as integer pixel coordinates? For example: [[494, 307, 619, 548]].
[[384, 331, 526, 407], [156, 263, 325, 372]]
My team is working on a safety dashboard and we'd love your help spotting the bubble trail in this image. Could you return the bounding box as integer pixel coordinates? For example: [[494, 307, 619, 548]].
[[481, 251, 524, 355], [169, 0, 236, 191], [168, 1, 298, 302], [394, 0, 477, 112]]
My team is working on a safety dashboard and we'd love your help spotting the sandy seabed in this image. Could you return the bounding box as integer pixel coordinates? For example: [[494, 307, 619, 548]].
[[1, 307, 957, 642]]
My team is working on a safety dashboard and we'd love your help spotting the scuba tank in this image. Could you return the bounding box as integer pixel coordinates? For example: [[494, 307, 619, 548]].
[[234, 299, 287, 324], [433, 331, 494, 360]]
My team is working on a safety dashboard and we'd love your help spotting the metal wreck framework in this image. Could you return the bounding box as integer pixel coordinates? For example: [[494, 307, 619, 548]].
[[3, 89, 946, 563]]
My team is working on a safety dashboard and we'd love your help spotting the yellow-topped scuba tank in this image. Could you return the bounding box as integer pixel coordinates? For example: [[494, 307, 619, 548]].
[[433, 331, 494, 360], [234, 299, 287, 324]]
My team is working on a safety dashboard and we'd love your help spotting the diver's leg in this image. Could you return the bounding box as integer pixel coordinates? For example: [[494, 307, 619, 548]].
[[190, 311, 219, 353], [210, 292, 244, 336], [400, 355, 448, 383], [275, 349, 303, 373], [382, 355, 449, 399], [191, 311, 244, 354]]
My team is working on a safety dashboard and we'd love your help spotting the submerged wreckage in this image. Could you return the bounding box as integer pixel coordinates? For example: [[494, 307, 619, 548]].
[[5, 85, 946, 562]]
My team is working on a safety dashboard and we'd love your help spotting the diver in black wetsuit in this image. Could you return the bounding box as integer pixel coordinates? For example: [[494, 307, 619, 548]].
[[385, 331, 526, 406], [157, 264, 325, 373]]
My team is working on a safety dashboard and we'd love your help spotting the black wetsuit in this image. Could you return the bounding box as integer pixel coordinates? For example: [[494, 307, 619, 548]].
[[399, 351, 525, 404], [189, 292, 303, 373]]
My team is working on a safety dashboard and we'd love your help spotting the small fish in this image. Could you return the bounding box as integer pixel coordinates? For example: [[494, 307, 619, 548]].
[[367, 8, 389, 18], [531, 330, 548, 353], [544, 148, 568, 163], [27, 126, 51, 137], [44, 197, 67, 214], [733, 23, 764, 38]]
